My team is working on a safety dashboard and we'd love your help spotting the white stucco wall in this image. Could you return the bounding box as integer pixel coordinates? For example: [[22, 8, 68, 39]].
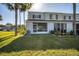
[[28, 12, 45, 20], [26, 12, 79, 34], [47, 22, 54, 32], [28, 12, 79, 21], [76, 14, 79, 21], [26, 20, 74, 34], [26, 21, 55, 34], [26, 21, 33, 34], [67, 22, 73, 32]]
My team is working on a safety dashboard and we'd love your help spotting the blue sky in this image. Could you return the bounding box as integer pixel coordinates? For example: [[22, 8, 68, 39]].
[[0, 3, 79, 25]]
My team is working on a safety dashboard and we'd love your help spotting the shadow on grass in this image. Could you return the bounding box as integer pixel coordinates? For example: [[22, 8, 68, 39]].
[[0, 35, 14, 42], [0, 34, 79, 53]]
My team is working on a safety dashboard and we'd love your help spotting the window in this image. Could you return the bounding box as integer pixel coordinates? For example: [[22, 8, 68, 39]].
[[56, 15, 58, 20], [49, 14, 52, 19], [76, 24, 79, 35], [39, 15, 41, 18], [33, 23, 47, 32], [69, 16, 71, 19], [54, 23, 60, 31], [32, 14, 35, 18], [32, 14, 41, 19], [54, 23, 66, 33], [33, 24, 37, 32], [64, 16, 66, 19]]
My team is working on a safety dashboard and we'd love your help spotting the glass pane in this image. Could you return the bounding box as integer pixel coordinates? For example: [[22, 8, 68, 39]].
[[38, 23, 47, 32], [33, 23, 47, 32], [33, 25, 37, 32], [54, 23, 66, 34]]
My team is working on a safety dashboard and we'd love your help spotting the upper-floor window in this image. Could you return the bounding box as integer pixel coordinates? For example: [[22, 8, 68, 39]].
[[49, 14, 52, 19], [33, 14, 35, 18], [69, 16, 71, 19], [56, 15, 58, 20], [64, 16, 66, 20], [39, 15, 41, 18], [32, 14, 41, 19]]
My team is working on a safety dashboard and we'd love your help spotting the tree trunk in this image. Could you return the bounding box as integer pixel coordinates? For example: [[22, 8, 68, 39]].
[[73, 3, 76, 36], [23, 11, 26, 30], [19, 9, 21, 27], [15, 4, 18, 36]]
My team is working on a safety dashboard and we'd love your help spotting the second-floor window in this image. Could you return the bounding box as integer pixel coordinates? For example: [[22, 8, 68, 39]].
[[56, 15, 58, 20], [69, 16, 71, 19], [49, 14, 52, 19], [33, 14, 35, 18], [32, 14, 41, 19], [64, 16, 66, 20], [39, 15, 41, 18]]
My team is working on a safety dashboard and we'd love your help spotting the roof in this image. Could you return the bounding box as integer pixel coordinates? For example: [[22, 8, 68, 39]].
[[27, 19, 79, 22], [28, 11, 79, 15]]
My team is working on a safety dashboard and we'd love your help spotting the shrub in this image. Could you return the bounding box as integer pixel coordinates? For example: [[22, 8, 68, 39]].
[[70, 30, 74, 35], [55, 31, 61, 35], [66, 30, 74, 35], [49, 30, 55, 34], [27, 30, 31, 34], [20, 30, 25, 34], [61, 30, 66, 35]]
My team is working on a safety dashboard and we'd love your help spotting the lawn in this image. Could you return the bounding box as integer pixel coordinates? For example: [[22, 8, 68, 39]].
[[0, 31, 22, 48], [0, 31, 79, 56]]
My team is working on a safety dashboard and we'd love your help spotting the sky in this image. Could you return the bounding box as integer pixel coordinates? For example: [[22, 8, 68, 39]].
[[0, 3, 79, 25]]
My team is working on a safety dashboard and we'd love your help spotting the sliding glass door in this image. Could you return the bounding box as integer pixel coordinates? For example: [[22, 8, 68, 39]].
[[76, 24, 79, 35], [54, 23, 67, 34], [33, 23, 47, 32]]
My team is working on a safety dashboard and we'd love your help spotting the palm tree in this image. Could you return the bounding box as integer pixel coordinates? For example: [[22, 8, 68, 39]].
[[0, 15, 2, 21], [5, 3, 21, 36], [73, 3, 76, 36], [19, 8, 21, 27], [0, 15, 2, 25], [20, 3, 32, 30]]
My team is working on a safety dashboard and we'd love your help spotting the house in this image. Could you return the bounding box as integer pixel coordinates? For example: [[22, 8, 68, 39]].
[[26, 11, 79, 35]]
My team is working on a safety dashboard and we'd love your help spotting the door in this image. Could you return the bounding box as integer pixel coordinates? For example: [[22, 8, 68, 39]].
[[54, 23, 66, 34], [76, 24, 79, 35]]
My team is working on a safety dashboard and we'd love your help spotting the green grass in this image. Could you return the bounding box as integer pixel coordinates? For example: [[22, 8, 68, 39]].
[[0, 49, 79, 56], [0, 31, 22, 48], [0, 32, 79, 56]]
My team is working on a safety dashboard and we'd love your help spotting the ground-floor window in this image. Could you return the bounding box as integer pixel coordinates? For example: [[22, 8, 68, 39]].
[[54, 23, 67, 34], [76, 24, 79, 35], [33, 23, 47, 32]]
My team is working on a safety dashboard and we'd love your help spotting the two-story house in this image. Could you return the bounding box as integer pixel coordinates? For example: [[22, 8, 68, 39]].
[[26, 11, 79, 35]]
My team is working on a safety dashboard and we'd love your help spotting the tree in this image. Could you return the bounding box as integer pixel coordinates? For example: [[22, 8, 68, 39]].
[[4, 3, 22, 36], [19, 8, 21, 27], [0, 15, 2, 21], [20, 3, 32, 30], [6, 23, 13, 27], [73, 3, 76, 36], [0, 15, 3, 25], [18, 4, 22, 27]]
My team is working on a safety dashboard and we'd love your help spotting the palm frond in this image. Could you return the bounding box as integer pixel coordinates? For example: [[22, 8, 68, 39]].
[[20, 3, 32, 11], [4, 3, 15, 11], [0, 15, 2, 21]]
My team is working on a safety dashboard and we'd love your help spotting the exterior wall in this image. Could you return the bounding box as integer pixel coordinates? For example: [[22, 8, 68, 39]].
[[26, 21, 48, 34], [26, 21, 33, 34], [76, 15, 79, 21], [67, 22, 73, 32], [27, 11, 79, 34], [28, 11, 79, 21], [28, 12, 45, 20], [44, 13, 50, 20], [26, 21, 55, 34], [26, 20, 74, 34], [47, 22, 54, 32]]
